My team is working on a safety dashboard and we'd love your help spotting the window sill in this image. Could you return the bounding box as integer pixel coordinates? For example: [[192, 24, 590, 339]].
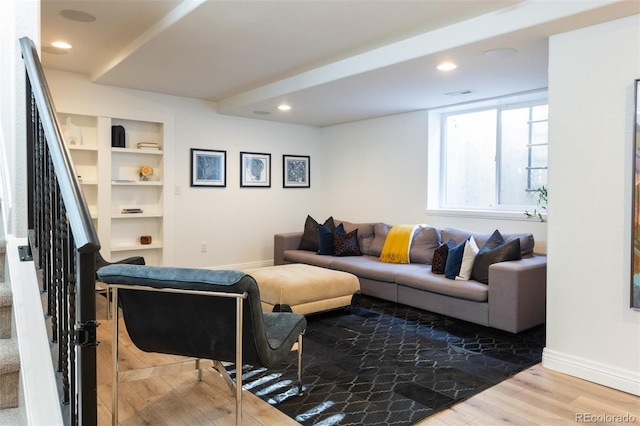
[[425, 208, 547, 222]]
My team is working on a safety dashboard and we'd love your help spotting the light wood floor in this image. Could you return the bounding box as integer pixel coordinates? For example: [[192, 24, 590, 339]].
[[95, 296, 640, 425]]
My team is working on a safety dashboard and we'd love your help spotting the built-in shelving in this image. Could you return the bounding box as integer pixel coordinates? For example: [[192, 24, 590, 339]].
[[58, 109, 174, 266]]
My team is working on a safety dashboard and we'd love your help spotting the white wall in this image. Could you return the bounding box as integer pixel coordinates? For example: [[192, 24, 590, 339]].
[[544, 14, 640, 395], [45, 70, 323, 268], [320, 110, 548, 248], [1, 0, 39, 237]]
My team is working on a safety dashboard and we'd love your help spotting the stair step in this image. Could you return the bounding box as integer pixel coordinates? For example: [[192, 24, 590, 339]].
[[0, 407, 26, 425], [0, 238, 5, 283], [0, 338, 19, 409], [0, 282, 11, 340]]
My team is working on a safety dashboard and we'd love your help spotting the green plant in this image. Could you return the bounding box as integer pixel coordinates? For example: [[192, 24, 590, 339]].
[[524, 185, 548, 222]]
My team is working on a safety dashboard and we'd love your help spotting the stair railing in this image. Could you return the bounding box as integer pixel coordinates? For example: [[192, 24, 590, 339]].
[[20, 36, 99, 426]]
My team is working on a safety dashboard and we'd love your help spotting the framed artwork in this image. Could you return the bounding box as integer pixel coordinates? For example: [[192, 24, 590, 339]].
[[632, 79, 640, 309], [190, 148, 226, 187], [283, 155, 310, 188], [240, 152, 271, 187]]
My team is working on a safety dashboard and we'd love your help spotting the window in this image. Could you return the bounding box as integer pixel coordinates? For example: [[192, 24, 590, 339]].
[[428, 93, 548, 213]]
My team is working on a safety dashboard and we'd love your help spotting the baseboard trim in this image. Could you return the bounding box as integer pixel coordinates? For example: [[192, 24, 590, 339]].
[[542, 348, 640, 396], [206, 260, 273, 271]]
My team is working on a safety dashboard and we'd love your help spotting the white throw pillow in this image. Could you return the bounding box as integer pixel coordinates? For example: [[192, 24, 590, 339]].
[[456, 236, 479, 281]]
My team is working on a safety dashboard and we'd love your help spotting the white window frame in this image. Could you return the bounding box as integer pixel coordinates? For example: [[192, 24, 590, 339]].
[[426, 89, 548, 220]]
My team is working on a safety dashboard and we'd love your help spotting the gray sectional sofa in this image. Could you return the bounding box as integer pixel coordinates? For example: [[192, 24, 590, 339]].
[[274, 219, 547, 333]]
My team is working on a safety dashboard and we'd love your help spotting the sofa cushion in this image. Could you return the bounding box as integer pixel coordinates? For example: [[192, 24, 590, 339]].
[[338, 220, 375, 255], [369, 223, 392, 257], [445, 238, 467, 279], [334, 229, 362, 256], [283, 250, 336, 268], [394, 268, 488, 302], [298, 215, 335, 251], [504, 233, 534, 257], [330, 255, 397, 282], [409, 225, 441, 264], [471, 238, 521, 284], [431, 243, 449, 274]]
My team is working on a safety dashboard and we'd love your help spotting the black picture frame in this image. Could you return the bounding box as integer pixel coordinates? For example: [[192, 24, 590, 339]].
[[631, 79, 640, 309], [283, 155, 310, 188], [190, 148, 226, 187], [240, 152, 271, 188]]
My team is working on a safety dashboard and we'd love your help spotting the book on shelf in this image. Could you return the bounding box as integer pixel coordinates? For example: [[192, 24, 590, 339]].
[[121, 208, 143, 214], [137, 142, 161, 150]]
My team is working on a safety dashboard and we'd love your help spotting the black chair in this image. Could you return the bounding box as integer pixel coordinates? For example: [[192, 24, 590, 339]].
[[97, 264, 307, 426], [94, 251, 145, 318]]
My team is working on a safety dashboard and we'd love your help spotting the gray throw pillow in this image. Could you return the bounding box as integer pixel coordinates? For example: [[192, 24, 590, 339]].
[[298, 215, 335, 251], [471, 238, 521, 284]]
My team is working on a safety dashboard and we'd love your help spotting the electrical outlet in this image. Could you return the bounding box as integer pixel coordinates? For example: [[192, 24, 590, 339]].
[[200, 242, 207, 253]]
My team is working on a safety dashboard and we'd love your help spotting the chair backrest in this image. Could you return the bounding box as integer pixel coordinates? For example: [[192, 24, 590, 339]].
[[97, 264, 282, 367]]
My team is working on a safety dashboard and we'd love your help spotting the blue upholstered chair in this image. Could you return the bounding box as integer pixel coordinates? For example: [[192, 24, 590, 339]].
[[97, 264, 307, 426]]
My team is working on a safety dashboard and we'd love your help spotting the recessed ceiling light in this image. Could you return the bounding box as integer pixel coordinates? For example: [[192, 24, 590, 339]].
[[42, 46, 69, 55], [60, 9, 96, 22], [437, 62, 457, 71], [484, 48, 518, 58], [277, 104, 292, 111], [52, 41, 72, 50]]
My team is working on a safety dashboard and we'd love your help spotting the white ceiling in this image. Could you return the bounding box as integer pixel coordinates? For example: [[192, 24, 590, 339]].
[[40, 0, 640, 127]]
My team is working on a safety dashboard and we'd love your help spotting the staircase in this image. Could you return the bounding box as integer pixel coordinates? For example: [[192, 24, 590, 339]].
[[0, 238, 25, 423]]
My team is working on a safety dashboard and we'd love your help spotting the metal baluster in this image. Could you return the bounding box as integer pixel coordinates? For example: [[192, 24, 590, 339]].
[[48, 151, 57, 343], [67, 230, 77, 425], [60, 199, 70, 405]]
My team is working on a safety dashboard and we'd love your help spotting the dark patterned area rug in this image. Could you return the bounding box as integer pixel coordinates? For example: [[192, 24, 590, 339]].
[[233, 295, 545, 426]]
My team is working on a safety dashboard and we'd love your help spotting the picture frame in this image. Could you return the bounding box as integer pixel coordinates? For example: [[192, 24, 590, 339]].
[[283, 154, 310, 188], [240, 152, 271, 187], [631, 78, 640, 310], [190, 148, 226, 187]]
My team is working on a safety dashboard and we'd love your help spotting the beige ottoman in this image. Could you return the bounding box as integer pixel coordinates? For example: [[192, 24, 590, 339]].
[[244, 264, 360, 315]]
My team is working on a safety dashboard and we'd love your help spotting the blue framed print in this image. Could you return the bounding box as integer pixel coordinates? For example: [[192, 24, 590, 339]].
[[191, 148, 226, 187], [240, 151, 271, 188], [283, 154, 310, 188]]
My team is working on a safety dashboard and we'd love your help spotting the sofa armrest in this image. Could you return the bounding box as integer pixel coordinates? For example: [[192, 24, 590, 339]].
[[274, 232, 303, 265], [488, 255, 547, 333]]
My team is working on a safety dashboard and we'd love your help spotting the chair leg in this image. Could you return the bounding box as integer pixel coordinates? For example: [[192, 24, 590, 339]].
[[196, 359, 203, 381], [212, 360, 237, 394], [111, 287, 120, 426], [297, 333, 303, 395]]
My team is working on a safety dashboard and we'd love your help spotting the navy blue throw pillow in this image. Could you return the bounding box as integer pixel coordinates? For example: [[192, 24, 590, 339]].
[[318, 223, 344, 255], [444, 238, 467, 279]]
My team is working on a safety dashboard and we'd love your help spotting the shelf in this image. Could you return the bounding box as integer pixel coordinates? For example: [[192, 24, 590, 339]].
[[60, 111, 170, 266], [68, 145, 98, 152], [112, 147, 163, 155], [112, 180, 162, 186], [111, 243, 163, 252], [112, 213, 163, 219]]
